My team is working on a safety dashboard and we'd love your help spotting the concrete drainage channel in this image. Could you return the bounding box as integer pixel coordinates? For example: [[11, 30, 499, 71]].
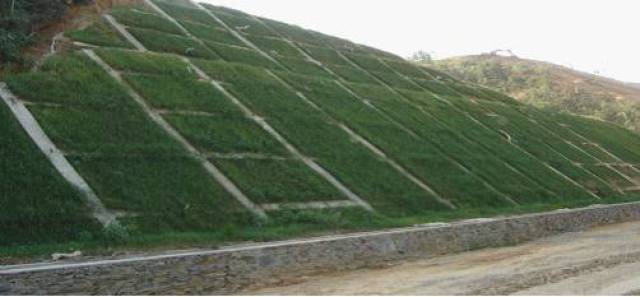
[[3, 202, 640, 294]]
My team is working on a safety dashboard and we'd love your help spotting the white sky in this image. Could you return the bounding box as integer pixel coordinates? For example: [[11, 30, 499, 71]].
[[200, 0, 640, 83]]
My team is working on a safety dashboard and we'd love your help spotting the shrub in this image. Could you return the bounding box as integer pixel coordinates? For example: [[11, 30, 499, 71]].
[[101, 222, 131, 243], [1, 0, 96, 67], [1, 0, 67, 66], [0, 28, 32, 65]]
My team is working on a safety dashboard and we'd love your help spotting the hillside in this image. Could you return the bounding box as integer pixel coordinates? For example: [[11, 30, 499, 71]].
[[433, 54, 640, 132], [3, 0, 640, 256]]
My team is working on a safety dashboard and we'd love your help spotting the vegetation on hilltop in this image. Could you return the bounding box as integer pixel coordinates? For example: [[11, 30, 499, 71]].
[[427, 54, 640, 133]]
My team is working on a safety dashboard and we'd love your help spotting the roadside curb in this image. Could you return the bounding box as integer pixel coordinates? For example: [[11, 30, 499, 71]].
[[0, 202, 640, 295], [3, 201, 640, 294]]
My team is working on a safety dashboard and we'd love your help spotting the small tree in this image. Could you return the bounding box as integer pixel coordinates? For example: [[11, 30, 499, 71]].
[[409, 51, 433, 64]]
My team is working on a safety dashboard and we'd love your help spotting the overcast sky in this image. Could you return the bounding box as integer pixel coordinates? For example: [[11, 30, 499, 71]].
[[200, 0, 640, 83]]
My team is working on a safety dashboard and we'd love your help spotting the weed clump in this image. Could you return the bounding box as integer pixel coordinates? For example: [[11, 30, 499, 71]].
[[101, 222, 131, 243]]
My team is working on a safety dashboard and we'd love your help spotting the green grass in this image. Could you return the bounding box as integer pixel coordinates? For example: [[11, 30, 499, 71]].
[[480, 118, 597, 163], [96, 48, 197, 78], [6, 53, 183, 155], [5, 4, 640, 256], [0, 207, 381, 262], [347, 86, 592, 205], [421, 67, 459, 82], [246, 35, 304, 58], [344, 81, 402, 102], [370, 70, 423, 91], [549, 161, 619, 197], [473, 85, 521, 105], [193, 60, 451, 214], [406, 96, 596, 201], [528, 109, 640, 163], [166, 114, 288, 154], [468, 103, 619, 196], [539, 138, 597, 164], [343, 52, 392, 72], [265, 115, 457, 215], [5, 53, 136, 108], [5, 72, 132, 108], [0, 103, 102, 247], [111, 7, 183, 35], [583, 164, 635, 189], [534, 119, 621, 163], [66, 19, 133, 48], [71, 155, 253, 233], [383, 59, 430, 79], [448, 82, 505, 103], [276, 72, 385, 125], [293, 141, 453, 215], [266, 114, 361, 156], [179, 20, 246, 47], [124, 74, 240, 114], [277, 72, 540, 208], [193, 59, 308, 115], [478, 107, 618, 172], [547, 112, 640, 164], [452, 119, 587, 201], [29, 105, 182, 155], [395, 89, 446, 106], [152, 0, 223, 28], [5, 197, 623, 261], [258, 17, 325, 46], [302, 45, 349, 65], [322, 36, 365, 54], [326, 64, 377, 84], [400, 115, 555, 205], [354, 118, 526, 208], [214, 158, 347, 203], [128, 27, 219, 59], [213, 12, 279, 37], [201, 4, 249, 18], [456, 155, 554, 204], [412, 78, 461, 97], [204, 41, 280, 69], [276, 56, 333, 78], [402, 156, 515, 208], [476, 114, 573, 164]]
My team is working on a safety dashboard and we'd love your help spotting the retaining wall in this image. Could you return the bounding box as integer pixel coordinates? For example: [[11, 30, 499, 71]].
[[3, 202, 640, 294]]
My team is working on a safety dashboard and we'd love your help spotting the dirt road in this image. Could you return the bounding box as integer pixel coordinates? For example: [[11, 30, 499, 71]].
[[247, 220, 640, 295]]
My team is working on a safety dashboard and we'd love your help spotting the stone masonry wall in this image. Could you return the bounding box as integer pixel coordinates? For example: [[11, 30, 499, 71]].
[[3, 202, 640, 294]]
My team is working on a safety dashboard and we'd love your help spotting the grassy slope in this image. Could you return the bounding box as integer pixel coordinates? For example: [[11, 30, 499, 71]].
[[433, 55, 640, 133], [2, 0, 640, 259], [0, 99, 101, 246]]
